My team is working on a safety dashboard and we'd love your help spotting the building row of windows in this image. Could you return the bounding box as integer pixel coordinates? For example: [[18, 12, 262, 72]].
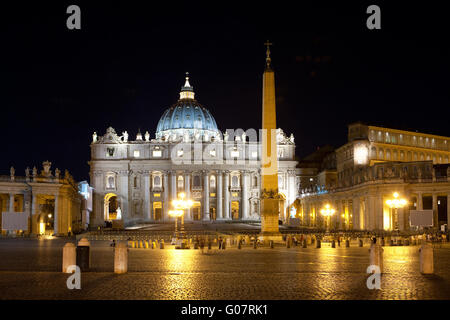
[[370, 147, 449, 164], [103, 146, 288, 159], [369, 130, 449, 151]]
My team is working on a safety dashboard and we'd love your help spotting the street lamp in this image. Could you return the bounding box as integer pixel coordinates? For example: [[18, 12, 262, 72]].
[[171, 192, 194, 239], [168, 209, 183, 239], [386, 192, 408, 231], [320, 203, 335, 232]]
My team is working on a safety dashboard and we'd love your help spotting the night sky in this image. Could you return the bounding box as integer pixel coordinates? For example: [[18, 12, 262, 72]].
[[1, 1, 449, 182]]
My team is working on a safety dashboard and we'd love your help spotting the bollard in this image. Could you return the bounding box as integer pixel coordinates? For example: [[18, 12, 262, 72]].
[[369, 243, 384, 273], [412, 238, 417, 246], [253, 240, 257, 249], [238, 240, 242, 249], [316, 239, 321, 248], [270, 240, 274, 249], [222, 240, 226, 250], [144, 240, 149, 249], [152, 241, 156, 249], [345, 239, 350, 248], [139, 240, 144, 248], [208, 241, 212, 250], [331, 240, 336, 248], [390, 239, 394, 246], [160, 242, 164, 249], [114, 242, 128, 274], [302, 239, 307, 248], [62, 243, 76, 273], [419, 242, 434, 274], [359, 239, 363, 247], [77, 238, 90, 272], [286, 237, 291, 248]]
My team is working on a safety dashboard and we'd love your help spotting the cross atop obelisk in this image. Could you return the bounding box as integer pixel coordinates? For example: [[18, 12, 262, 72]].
[[264, 40, 272, 69]]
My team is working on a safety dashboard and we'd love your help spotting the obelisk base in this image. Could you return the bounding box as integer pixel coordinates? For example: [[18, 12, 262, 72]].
[[259, 198, 283, 243]]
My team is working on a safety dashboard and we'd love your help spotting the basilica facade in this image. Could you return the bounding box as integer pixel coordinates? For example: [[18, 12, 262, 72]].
[[89, 75, 298, 228]]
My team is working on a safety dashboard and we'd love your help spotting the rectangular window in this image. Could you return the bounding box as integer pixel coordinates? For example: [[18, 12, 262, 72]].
[[251, 151, 258, 158], [231, 150, 239, 157], [177, 150, 184, 157], [210, 149, 216, 157], [153, 193, 161, 197], [152, 150, 162, 157], [134, 150, 140, 157]]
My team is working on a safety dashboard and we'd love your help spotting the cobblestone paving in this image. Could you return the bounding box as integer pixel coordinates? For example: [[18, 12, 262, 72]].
[[0, 239, 449, 299]]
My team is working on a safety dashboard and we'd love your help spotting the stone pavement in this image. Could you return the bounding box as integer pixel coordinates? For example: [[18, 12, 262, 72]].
[[0, 239, 449, 299]]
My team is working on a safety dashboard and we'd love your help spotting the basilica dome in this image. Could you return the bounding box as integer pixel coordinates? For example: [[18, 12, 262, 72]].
[[155, 74, 221, 141]]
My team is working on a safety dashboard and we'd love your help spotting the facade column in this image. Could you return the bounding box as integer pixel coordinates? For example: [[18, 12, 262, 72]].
[[143, 172, 151, 221], [223, 170, 230, 220], [163, 171, 169, 221], [54, 194, 59, 235], [216, 170, 223, 220], [184, 172, 192, 221], [432, 194, 438, 228], [9, 194, 14, 213], [242, 171, 249, 220], [203, 171, 210, 220], [170, 171, 177, 202]]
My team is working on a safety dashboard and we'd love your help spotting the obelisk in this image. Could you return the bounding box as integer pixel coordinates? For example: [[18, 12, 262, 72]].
[[259, 41, 282, 241]]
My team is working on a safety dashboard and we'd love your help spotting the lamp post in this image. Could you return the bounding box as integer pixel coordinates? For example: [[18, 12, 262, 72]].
[[386, 192, 408, 231], [320, 203, 335, 233], [168, 209, 183, 239], [171, 192, 194, 239]]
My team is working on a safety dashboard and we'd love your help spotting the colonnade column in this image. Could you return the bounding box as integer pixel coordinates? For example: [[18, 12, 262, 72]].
[[184, 172, 192, 221], [432, 194, 438, 228], [31, 194, 37, 234], [242, 170, 249, 220], [203, 170, 210, 221], [163, 171, 169, 221], [143, 172, 151, 221], [376, 194, 383, 231], [216, 170, 223, 220], [352, 197, 360, 230], [223, 170, 230, 220], [447, 194, 450, 227], [417, 192, 423, 210], [54, 194, 59, 235], [8, 194, 14, 213]]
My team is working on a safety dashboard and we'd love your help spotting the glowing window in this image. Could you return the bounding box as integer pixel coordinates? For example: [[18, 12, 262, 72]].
[[232, 192, 239, 197], [251, 151, 258, 158], [134, 150, 140, 157], [153, 193, 160, 197], [177, 149, 184, 157], [210, 149, 216, 157], [153, 150, 162, 157], [231, 150, 239, 157]]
